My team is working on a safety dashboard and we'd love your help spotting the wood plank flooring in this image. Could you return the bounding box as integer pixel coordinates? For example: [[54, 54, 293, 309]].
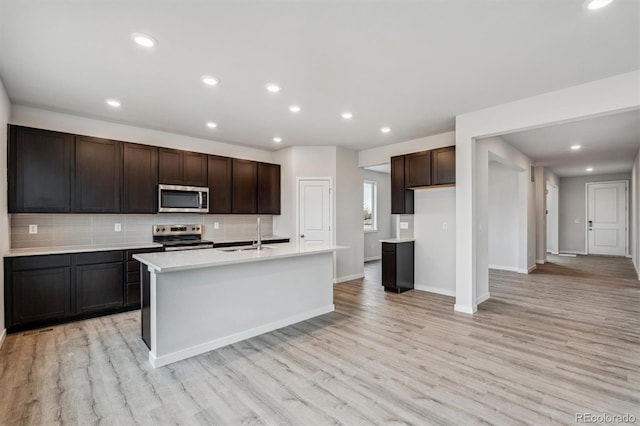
[[0, 255, 638, 425]]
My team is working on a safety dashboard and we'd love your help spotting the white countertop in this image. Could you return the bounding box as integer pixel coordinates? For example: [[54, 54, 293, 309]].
[[380, 238, 416, 243], [134, 242, 344, 273], [4, 242, 163, 257]]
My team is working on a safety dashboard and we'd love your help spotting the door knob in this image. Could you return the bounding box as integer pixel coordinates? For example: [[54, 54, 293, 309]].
[[300, 234, 305, 238]]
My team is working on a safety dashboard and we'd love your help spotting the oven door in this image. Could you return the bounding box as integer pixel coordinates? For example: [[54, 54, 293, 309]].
[[158, 184, 209, 213]]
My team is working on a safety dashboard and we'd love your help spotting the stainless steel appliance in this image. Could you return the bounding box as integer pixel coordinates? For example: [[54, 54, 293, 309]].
[[158, 184, 209, 213], [152, 224, 213, 251]]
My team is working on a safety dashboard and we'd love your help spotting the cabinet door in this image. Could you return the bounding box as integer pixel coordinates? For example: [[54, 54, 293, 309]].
[[208, 155, 232, 213], [74, 136, 122, 213], [257, 163, 281, 214], [404, 150, 431, 188], [123, 143, 158, 213], [183, 151, 208, 187], [232, 159, 258, 213], [158, 148, 184, 185], [12, 266, 71, 326], [76, 262, 124, 314], [432, 146, 456, 185], [391, 155, 413, 214], [9, 126, 74, 213], [382, 250, 397, 289]]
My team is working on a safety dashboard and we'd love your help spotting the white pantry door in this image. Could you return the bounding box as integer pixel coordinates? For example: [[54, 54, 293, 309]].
[[298, 179, 332, 247], [587, 181, 627, 256]]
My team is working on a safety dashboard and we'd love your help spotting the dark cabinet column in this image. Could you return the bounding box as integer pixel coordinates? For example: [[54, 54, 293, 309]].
[[257, 162, 281, 214], [382, 242, 414, 293], [158, 148, 184, 185], [404, 150, 431, 188], [9, 126, 74, 213], [74, 136, 122, 213], [183, 151, 208, 187], [232, 159, 258, 213], [432, 146, 456, 185], [391, 155, 413, 214], [123, 143, 158, 213], [208, 155, 232, 213]]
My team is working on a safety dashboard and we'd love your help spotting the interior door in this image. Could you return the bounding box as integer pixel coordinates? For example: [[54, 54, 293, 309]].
[[587, 181, 627, 256], [298, 179, 332, 247]]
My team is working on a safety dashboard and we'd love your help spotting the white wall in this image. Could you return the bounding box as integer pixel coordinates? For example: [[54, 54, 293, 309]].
[[546, 182, 559, 254], [632, 148, 640, 278], [0, 78, 10, 344], [455, 70, 640, 314], [335, 147, 364, 282], [358, 131, 455, 167], [488, 161, 519, 271], [363, 170, 391, 261], [559, 172, 632, 254], [414, 187, 456, 296], [11, 105, 275, 163]]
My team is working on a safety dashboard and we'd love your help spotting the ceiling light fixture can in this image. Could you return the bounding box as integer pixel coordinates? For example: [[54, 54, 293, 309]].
[[584, 0, 614, 10], [266, 83, 281, 93], [273, 137, 282, 143], [570, 144, 582, 150], [202, 76, 219, 86], [586, 167, 594, 172], [131, 32, 157, 48], [207, 122, 217, 129], [106, 99, 121, 108], [289, 105, 301, 113], [342, 112, 353, 119], [380, 126, 391, 134]]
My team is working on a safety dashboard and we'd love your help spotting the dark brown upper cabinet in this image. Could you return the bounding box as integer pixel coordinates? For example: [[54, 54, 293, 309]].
[[232, 159, 258, 213], [74, 135, 122, 213], [123, 143, 158, 213], [8, 126, 74, 213], [158, 148, 208, 187], [208, 155, 232, 214], [257, 162, 281, 214], [391, 155, 414, 214], [432, 146, 456, 185], [404, 150, 431, 188]]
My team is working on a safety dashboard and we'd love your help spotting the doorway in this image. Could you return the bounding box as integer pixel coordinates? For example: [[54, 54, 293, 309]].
[[546, 182, 559, 255], [297, 178, 332, 247], [586, 180, 628, 256]]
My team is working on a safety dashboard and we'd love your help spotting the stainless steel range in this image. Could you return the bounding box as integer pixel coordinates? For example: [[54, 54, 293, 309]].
[[152, 224, 214, 251]]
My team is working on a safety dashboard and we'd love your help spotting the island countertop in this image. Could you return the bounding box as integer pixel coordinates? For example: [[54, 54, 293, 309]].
[[134, 242, 343, 273]]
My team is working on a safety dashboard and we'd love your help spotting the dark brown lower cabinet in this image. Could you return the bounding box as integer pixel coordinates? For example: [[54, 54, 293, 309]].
[[126, 247, 163, 309], [381, 241, 414, 293], [75, 251, 124, 314]]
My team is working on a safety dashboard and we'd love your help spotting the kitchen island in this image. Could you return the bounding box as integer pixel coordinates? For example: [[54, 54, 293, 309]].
[[134, 243, 341, 367]]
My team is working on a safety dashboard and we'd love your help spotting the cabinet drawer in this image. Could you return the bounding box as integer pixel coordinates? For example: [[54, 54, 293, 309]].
[[12, 254, 71, 271], [75, 250, 123, 265], [126, 283, 141, 306], [382, 243, 396, 253], [127, 271, 140, 284], [126, 247, 162, 261], [127, 260, 140, 273]]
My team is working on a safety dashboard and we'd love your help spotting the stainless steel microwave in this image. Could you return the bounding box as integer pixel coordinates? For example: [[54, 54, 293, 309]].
[[158, 184, 209, 213]]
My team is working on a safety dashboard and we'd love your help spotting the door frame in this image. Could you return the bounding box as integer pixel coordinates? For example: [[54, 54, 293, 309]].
[[584, 180, 629, 256], [546, 181, 559, 255], [296, 177, 335, 247]]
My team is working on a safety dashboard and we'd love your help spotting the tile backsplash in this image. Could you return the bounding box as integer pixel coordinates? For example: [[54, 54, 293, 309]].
[[10, 214, 274, 249]]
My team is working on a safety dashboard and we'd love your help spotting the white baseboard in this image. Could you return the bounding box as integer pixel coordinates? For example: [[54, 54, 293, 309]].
[[414, 284, 455, 297], [334, 273, 364, 283], [559, 250, 587, 255], [527, 265, 537, 273], [150, 304, 335, 368], [488, 264, 520, 273], [536, 259, 545, 265], [454, 304, 477, 315], [546, 250, 559, 255], [0, 328, 6, 349], [364, 256, 381, 262], [477, 292, 490, 304]]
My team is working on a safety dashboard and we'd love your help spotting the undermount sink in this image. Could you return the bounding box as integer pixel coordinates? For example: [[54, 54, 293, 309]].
[[216, 245, 272, 252]]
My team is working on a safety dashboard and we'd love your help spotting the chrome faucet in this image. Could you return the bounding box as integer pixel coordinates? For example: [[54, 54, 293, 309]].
[[254, 217, 263, 250]]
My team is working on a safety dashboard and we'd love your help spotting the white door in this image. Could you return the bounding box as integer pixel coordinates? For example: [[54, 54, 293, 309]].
[[587, 181, 627, 256], [298, 179, 332, 247]]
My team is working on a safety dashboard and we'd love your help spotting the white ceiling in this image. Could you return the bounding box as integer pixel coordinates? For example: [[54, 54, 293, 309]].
[[500, 110, 640, 177], [0, 1, 638, 151]]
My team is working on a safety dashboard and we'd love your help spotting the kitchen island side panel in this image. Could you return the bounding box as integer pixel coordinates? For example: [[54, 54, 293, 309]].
[[149, 251, 334, 367]]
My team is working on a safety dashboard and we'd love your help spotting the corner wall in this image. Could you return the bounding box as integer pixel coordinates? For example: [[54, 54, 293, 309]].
[[0, 78, 10, 345], [363, 170, 391, 261], [488, 161, 520, 271], [632, 148, 640, 278]]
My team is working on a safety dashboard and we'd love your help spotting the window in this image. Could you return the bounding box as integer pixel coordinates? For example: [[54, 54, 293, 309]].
[[364, 181, 377, 231]]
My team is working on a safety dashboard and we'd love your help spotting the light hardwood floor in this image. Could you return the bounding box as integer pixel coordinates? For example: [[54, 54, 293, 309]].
[[0, 255, 638, 425]]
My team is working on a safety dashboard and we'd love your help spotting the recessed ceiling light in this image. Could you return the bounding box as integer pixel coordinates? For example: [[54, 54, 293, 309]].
[[380, 126, 391, 134], [206, 122, 217, 129], [131, 32, 157, 48], [570, 144, 582, 150], [105, 99, 121, 108], [586, 166, 594, 172], [584, 0, 614, 10], [289, 105, 301, 113], [202, 76, 219, 86], [273, 137, 282, 143], [266, 83, 281, 93], [342, 112, 353, 120]]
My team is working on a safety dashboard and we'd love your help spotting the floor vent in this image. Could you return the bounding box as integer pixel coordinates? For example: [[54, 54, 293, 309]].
[[22, 328, 54, 336]]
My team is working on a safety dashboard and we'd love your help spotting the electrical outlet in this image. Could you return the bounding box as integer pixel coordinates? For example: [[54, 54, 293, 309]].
[[400, 222, 409, 229], [29, 224, 38, 234], [114, 223, 121, 232], [214, 222, 220, 229], [442, 222, 448, 230]]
